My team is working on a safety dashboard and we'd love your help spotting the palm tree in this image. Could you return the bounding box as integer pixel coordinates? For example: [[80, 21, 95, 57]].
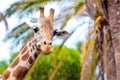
[[80, 0, 120, 80]]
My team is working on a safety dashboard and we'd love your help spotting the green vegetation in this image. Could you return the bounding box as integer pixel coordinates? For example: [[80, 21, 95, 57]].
[[0, 52, 18, 74], [0, 46, 81, 80], [0, 60, 8, 74]]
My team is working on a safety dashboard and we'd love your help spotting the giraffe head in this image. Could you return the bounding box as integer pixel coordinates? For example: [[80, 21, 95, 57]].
[[26, 7, 68, 55]]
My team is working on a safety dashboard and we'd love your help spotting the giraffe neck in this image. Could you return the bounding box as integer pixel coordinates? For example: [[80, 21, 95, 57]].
[[1, 38, 41, 80]]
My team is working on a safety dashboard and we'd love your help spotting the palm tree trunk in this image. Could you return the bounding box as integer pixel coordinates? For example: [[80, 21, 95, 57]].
[[80, 0, 120, 79], [95, 17, 117, 80], [107, 0, 120, 80], [96, 0, 120, 79]]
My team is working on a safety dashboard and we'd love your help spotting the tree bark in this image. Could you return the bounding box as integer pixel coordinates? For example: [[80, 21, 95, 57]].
[[95, 0, 120, 80], [95, 18, 116, 80], [82, 0, 120, 80], [107, 0, 120, 80]]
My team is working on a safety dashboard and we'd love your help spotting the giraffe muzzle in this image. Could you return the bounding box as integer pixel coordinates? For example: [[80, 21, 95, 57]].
[[41, 45, 53, 54]]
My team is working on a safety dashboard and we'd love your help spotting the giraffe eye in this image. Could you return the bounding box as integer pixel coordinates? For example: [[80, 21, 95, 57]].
[[33, 27, 39, 33], [53, 29, 57, 36]]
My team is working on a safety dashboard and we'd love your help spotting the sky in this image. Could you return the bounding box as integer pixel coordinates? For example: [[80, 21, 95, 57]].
[[0, 0, 89, 60], [0, 0, 19, 60]]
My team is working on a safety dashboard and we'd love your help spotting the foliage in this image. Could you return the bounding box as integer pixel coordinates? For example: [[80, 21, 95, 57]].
[[79, 0, 107, 80], [0, 52, 18, 74], [24, 45, 81, 80], [3, 0, 85, 49], [76, 41, 82, 52], [80, 14, 102, 80], [80, 39, 98, 80], [0, 60, 8, 74], [9, 52, 18, 63], [4, 0, 60, 18], [0, 46, 81, 80]]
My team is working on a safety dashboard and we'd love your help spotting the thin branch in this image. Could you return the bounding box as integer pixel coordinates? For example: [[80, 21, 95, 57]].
[[0, 12, 8, 30]]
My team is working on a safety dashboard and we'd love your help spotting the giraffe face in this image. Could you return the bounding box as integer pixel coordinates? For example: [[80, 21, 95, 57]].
[[26, 7, 69, 55], [34, 18, 54, 54]]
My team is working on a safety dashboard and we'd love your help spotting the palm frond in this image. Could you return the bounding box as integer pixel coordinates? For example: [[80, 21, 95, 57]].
[[74, 1, 84, 15], [58, 2, 85, 29], [5, 0, 59, 18], [49, 55, 64, 80], [4, 0, 85, 46], [80, 39, 98, 80], [85, 0, 97, 19], [4, 22, 29, 41], [60, 14, 73, 29], [80, 15, 102, 80]]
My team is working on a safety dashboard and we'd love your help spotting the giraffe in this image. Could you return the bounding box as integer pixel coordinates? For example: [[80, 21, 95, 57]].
[[0, 7, 68, 80]]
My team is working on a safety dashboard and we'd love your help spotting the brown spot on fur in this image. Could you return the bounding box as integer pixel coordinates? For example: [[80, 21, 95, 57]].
[[29, 43, 32, 47], [28, 56, 33, 64], [37, 45, 41, 51], [22, 52, 29, 61], [32, 45, 35, 50], [13, 66, 28, 80], [20, 44, 27, 54], [10, 57, 19, 68], [2, 70, 11, 80], [30, 48, 32, 52], [34, 52, 38, 58]]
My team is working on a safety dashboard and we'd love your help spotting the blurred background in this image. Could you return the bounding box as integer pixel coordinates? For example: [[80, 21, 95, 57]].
[[0, 0, 99, 80]]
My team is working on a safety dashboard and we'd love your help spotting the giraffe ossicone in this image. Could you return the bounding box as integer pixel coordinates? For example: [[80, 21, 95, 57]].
[[0, 7, 68, 80]]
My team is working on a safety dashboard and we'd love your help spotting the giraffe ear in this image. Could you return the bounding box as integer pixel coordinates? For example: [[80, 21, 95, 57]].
[[53, 29, 69, 38]]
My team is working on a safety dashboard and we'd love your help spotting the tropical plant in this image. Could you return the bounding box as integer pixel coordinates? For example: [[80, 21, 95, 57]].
[[0, 52, 17, 74], [0, 60, 8, 74], [80, 0, 120, 80], [24, 46, 81, 80], [0, 46, 81, 80]]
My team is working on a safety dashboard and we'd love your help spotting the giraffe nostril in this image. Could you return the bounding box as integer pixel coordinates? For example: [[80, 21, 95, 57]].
[[44, 41, 47, 45], [43, 41, 52, 45], [49, 42, 52, 45]]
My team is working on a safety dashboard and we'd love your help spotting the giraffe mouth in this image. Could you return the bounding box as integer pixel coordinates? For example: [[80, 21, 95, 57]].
[[41, 45, 53, 54]]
